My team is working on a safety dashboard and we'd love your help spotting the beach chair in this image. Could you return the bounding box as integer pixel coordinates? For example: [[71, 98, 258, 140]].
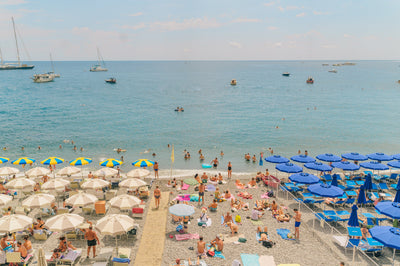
[[33, 231, 48, 240], [113, 247, 131, 266], [359, 238, 383, 255], [345, 180, 356, 190], [332, 235, 360, 254], [371, 183, 378, 191], [389, 173, 398, 182], [378, 183, 389, 191], [59, 248, 82, 265], [322, 174, 332, 181]]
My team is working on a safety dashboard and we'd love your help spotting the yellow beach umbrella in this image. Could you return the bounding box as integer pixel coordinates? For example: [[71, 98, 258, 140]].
[[0, 157, 9, 164], [132, 159, 154, 167], [100, 158, 122, 168], [12, 157, 35, 165], [41, 157, 64, 165], [69, 157, 92, 166]]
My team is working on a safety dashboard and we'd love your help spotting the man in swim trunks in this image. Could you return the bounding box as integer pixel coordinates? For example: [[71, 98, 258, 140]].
[[198, 182, 205, 206], [211, 158, 218, 168], [153, 161, 159, 179], [154, 186, 161, 209], [85, 226, 100, 258], [294, 209, 301, 240], [211, 236, 223, 252]]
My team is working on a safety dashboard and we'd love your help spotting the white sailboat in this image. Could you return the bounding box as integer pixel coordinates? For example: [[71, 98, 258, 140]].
[[0, 17, 34, 70], [47, 53, 60, 78], [32, 73, 54, 83], [90, 47, 108, 72]]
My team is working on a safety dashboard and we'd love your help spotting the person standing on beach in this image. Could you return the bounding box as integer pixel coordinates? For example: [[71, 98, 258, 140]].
[[211, 158, 219, 168], [227, 162, 232, 179], [153, 161, 159, 179], [197, 236, 206, 258], [84, 226, 100, 258], [294, 209, 301, 240], [154, 186, 161, 209], [198, 182, 205, 205]]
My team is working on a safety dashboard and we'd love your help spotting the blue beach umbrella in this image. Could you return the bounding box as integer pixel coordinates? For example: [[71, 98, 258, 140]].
[[393, 154, 400, 160], [0, 157, 9, 164], [70, 157, 92, 166], [357, 185, 367, 205], [364, 174, 373, 191], [304, 162, 333, 172], [276, 162, 302, 173], [308, 183, 344, 198], [375, 202, 400, 219], [265, 155, 289, 164], [396, 178, 400, 191], [388, 160, 400, 169], [316, 153, 342, 162], [342, 152, 368, 161], [331, 174, 339, 187], [169, 204, 195, 217], [291, 155, 315, 164], [369, 226, 400, 265], [348, 204, 359, 227], [289, 172, 319, 184], [331, 161, 360, 171], [12, 157, 35, 165], [360, 161, 389, 171], [394, 190, 400, 203], [132, 159, 154, 167], [367, 152, 393, 162]]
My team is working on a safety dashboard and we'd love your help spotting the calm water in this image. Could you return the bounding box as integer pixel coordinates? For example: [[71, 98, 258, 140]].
[[0, 60, 400, 172]]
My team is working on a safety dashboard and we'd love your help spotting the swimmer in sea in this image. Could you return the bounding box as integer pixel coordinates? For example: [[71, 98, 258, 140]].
[[211, 158, 219, 168], [220, 151, 224, 156]]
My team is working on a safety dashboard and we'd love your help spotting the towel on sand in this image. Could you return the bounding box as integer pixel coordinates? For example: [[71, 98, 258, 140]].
[[206, 245, 225, 259], [206, 184, 216, 191], [175, 233, 200, 241], [221, 216, 237, 226], [182, 184, 190, 190], [259, 255, 276, 266], [250, 220, 263, 226], [261, 193, 270, 199], [221, 234, 245, 244], [235, 184, 245, 189], [197, 218, 212, 227], [241, 254, 260, 266], [276, 229, 295, 240], [184, 179, 199, 186], [182, 260, 207, 266], [256, 232, 269, 242]]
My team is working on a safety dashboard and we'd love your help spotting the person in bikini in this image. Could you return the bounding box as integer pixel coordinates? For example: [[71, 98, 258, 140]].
[[154, 186, 161, 209], [227, 162, 232, 179]]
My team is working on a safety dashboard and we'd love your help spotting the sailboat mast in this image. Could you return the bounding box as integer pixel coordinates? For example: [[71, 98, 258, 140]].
[[0, 48, 3, 65], [50, 53, 55, 73], [11, 17, 21, 65]]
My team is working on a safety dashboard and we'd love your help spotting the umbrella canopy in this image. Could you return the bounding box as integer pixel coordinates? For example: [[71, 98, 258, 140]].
[[331, 174, 339, 187], [393, 154, 400, 160], [0, 157, 9, 164], [22, 193, 55, 209], [367, 153, 393, 162], [348, 204, 359, 227], [289, 173, 319, 184], [12, 157, 35, 165], [394, 190, 400, 203], [65, 192, 98, 207], [304, 162, 333, 172], [331, 161, 360, 171], [132, 159, 154, 167], [316, 153, 342, 162], [291, 155, 316, 163], [5, 177, 35, 189], [37, 247, 47, 266], [110, 194, 141, 210], [360, 161, 389, 171], [265, 155, 290, 164], [41, 157, 64, 165], [276, 162, 302, 173], [57, 166, 81, 176], [364, 174, 373, 190], [41, 178, 70, 191], [357, 185, 367, 205], [45, 213, 84, 232], [26, 167, 50, 178], [308, 183, 344, 198], [0, 214, 33, 233], [81, 179, 110, 190], [388, 161, 400, 169], [119, 178, 147, 189], [69, 157, 92, 166], [342, 152, 368, 161], [96, 214, 136, 235], [0, 167, 19, 176], [375, 202, 400, 219], [169, 204, 195, 217], [93, 167, 118, 178], [0, 194, 13, 206], [100, 158, 122, 168], [396, 178, 400, 191], [126, 169, 150, 178], [369, 226, 400, 250]]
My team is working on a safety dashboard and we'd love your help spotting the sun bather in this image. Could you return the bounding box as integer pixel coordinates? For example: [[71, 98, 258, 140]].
[[210, 175, 217, 182], [227, 221, 238, 236], [247, 177, 257, 188], [208, 199, 218, 212], [211, 235, 224, 251], [223, 212, 233, 226], [276, 207, 290, 222], [257, 226, 269, 242], [224, 189, 232, 199]]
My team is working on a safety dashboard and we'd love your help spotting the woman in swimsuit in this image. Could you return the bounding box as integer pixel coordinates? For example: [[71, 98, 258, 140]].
[[227, 162, 232, 179]]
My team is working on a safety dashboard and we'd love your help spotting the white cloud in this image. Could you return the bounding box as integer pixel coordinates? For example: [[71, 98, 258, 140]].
[[274, 42, 283, 47], [129, 12, 143, 17], [296, 12, 306, 17], [264, 2, 275, 7], [0, 0, 27, 6], [278, 6, 285, 12], [229, 41, 242, 48], [286, 6, 299, 10], [150, 17, 221, 31], [268, 26, 277, 30], [321, 44, 336, 49], [343, 34, 352, 38], [232, 18, 261, 23], [313, 11, 329, 15], [122, 23, 146, 30]]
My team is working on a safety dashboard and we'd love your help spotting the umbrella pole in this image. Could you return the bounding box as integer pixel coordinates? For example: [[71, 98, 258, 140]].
[[116, 237, 118, 256], [392, 248, 395, 266]]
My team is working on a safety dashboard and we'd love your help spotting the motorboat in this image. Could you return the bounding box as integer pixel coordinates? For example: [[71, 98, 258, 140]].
[[230, 79, 237, 85], [32, 73, 54, 83], [328, 69, 338, 73], [105, 78, 116, 84], [306, 77, 314, 84], [282, 72, 290, 76]]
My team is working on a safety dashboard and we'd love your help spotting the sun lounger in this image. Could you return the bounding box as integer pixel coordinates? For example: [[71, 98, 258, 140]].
[[112, 248, 131, 266], [332, 235, 360, 254], [378, 183, 389, 190], [389, 173, 398, 181], [59, 248, 82, 265]]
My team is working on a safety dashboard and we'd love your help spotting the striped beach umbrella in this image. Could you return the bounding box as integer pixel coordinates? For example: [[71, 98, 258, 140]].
[[132, 159, 154, 167], [41, 157, 64, 165], [70, 157, 92, 166], [100, 158, 122, 168], [0, 157, 9, 164], [12, 157, 35, 165]]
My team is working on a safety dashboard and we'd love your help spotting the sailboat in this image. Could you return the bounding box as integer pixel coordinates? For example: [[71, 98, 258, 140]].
[[0, 17, 34, 70], [32, 53, 57, 83], [47, 53, 60, 78], [90, 47, 107, 72]]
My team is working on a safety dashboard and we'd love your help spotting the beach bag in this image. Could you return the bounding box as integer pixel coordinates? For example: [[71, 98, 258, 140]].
[[267, 190, 274, 197], [176, 224, 183, 232], [262, 240, 273, 248], [235, 215, 242, 223], [238, 237, 247, 243], [207, 250, 215, 257]]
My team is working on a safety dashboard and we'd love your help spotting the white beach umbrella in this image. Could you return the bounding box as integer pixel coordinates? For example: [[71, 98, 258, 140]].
[[93, 168, 118, 178], [110, 195, 141, 210], [119, 178, 147, 189], [57, 166, 81, 176], [0, 167, 20, 176], [0, 214, 33, 233], [0, 195, 13, 206], [45, 213, 84, 232], [5, 177, 35, 189], [126, 168, 150, 178], [41, 178, 70, 191], [26, 167, 50, 178], [37, 247, 47, 266], [22, 193, 55, 209], [65, 192, 98, 207], [81, 179, 110, 190], [96, 214, 136, 235]]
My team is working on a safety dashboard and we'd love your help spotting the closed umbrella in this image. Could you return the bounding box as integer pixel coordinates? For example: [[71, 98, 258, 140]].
[[110, 195, 141, 210], [394, 190, 400, 203], [65, 192, 97, 207], [289, 173, 319, 184], [367, 153, 393, 162], [0, 195, 13, 206], [375, 202, 400, 219], [342, 152, 368, 161], [45, 213, 84, 232], [0, 167, 19, 176], [369, 226, 400, 266], [126, 169, 150, 178], [259, 155, 263, 166], [0, 157, 9, 164], [291, 155, 315, 163], [331, 174, 339, 187], [316, 153, 341, 162], [100, 158, 122, 168], [395, 178, 400, 191], [26, 167, 50, 178], [308, 183, 344, 198], [94, 167, 118, 178], [169, 204, 195, 217], [57, 166, 81, 176], [331, 161, 360, 171], [360, 161, 389, 171], [119, 178, 147, 189], [41, 178, 69, 191], [0, 214, 32, 233], [5, 177, 35, 189], [37, 247, 47, 266], [81, 179, 110, 190], [22, 193, 55, 209], [364, 174, 373, 191], [357, 185, 367, 205], [132, 159, 154, 167], [304, 162, 332, 172], [348, 205, 359, 227], [265, 155, 290, 164]]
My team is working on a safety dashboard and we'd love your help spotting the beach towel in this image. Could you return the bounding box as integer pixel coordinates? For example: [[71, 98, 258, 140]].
[[184, 178, 199, 186], [222, 234, 245, 244], [190, 195, 199, 202], [197, 218, 212, 227], [182, 260, 207, 266], [238, 192, 252, 199], [221, 215, 237, 226], [240, 254, 260, 266], [223, 194, 235, 201], [276, 229, 295, 240], [206, 184, 216, 191], [175, 233, 200, 241], [259, 255, 276, 266], [261, 193, 270, 199], [250, 220, 264, 226], [236, 184, 245, 189], [206, 245, 225, 259], [256, 232, 269, 242], [182, 184, 190, 190], [176, 194, 191, 202]]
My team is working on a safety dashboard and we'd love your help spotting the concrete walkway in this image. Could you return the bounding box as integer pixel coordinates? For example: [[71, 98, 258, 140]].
[[134, 191, 169, 266]]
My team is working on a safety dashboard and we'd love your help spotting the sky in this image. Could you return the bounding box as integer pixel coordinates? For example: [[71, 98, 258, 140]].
[[0, 0, 399, 61]]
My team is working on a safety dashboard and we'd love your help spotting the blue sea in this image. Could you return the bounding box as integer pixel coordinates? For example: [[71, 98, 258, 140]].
[[1, 60, 400, 172]]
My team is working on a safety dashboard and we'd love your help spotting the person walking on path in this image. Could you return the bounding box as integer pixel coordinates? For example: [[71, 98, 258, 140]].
[[154, 186, 161, 209], [84, 226, 100, 258], [294, 209, 302, 240]]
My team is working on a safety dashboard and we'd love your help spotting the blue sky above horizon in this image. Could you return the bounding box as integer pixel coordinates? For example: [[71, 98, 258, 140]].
[[0, 0, 399, 60]]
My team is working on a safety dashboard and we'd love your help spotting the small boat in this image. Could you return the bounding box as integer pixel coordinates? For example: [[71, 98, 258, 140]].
[[105, 78, 116, 83], [90, 47, 108, 72], [328, 69, 337, 73], [332, 64, 340, 67], [322, 64, 329, 66], [230, 79, 237, 86], [341, 62, 356, 66], [32, 73, 54, 83], [306, 77, 314, 84], [282, 72, 290, 76]]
